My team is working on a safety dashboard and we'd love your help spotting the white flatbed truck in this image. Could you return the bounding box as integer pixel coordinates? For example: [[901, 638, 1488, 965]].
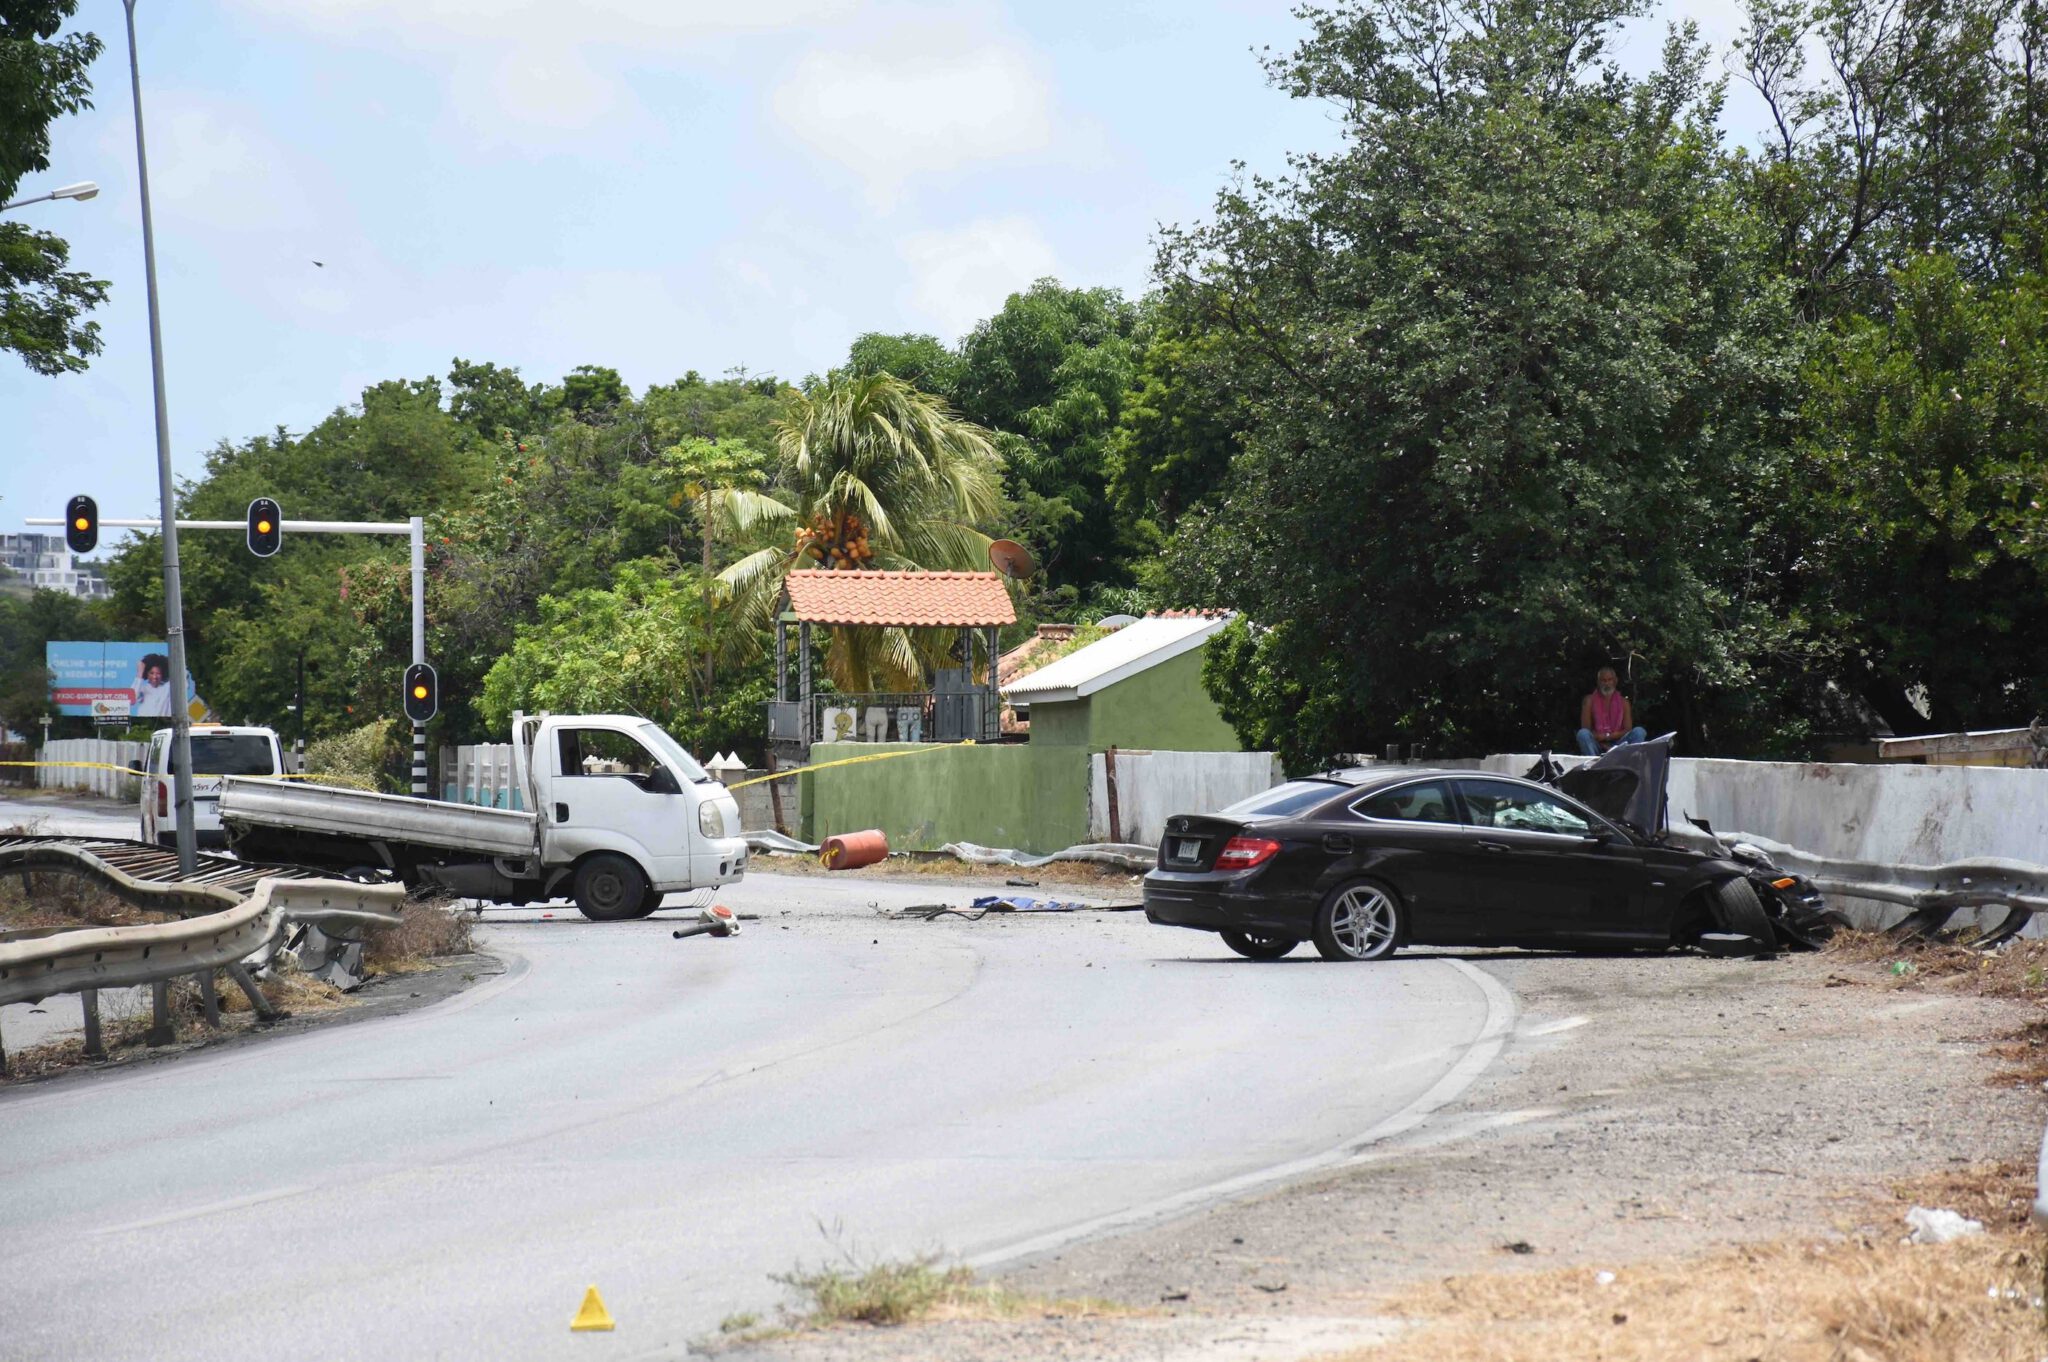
[[220, 712, 747, 920]]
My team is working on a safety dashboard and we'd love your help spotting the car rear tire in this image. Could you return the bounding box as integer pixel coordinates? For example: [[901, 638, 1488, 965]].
[[1313, 880, 1403, 961], [1704, 877, 1772, 946], [574, 853, 650, 922], [1220, 930, 1297, 961]]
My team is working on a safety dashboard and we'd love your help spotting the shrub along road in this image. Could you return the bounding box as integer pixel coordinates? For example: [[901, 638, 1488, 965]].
[[0, 866, 1504, 1361]]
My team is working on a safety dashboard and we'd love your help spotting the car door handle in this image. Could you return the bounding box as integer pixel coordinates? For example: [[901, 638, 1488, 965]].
[[1477, 840, 1510, 853], [1322, 834, 1353, 853], [555, 802, 570, 823]]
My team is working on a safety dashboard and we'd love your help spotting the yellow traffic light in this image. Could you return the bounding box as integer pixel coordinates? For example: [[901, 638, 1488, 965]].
[[413, 684, 429, 700], [73, 517, 89, 531], [257, 519, 273, 534]]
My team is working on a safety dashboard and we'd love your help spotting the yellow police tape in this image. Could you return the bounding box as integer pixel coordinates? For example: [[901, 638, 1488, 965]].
[[0, 762, 322, 779], [722, 741, 970, 792]]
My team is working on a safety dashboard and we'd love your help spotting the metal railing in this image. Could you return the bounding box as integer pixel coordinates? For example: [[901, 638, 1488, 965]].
[[0, 837, 404, 1071], [1675, 826, 2048, 948], [809, 691, 997, 745]]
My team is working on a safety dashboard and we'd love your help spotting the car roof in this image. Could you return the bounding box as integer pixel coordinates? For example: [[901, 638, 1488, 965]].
[[1302, 767, 1562, 798]]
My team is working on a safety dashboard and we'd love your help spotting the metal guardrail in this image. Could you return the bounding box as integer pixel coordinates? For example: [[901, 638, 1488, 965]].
[[1677, 827, 2048, 948], [0, 837, 405, 1072]]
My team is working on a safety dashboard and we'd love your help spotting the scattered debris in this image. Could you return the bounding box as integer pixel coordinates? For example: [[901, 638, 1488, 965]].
[[672, 905, 742, 940], [1502, 1240, 1536, 1255], [1905, 1206, 1985, 1244]]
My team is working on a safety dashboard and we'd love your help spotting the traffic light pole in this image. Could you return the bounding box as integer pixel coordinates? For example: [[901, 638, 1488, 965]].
[[26, 514, 432, 798], [410, 516, 426, 797]]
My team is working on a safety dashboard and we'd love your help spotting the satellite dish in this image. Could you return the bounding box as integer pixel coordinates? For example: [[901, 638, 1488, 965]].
[[988, 539, 1036, 580], [1096, 614, 1138, 630]]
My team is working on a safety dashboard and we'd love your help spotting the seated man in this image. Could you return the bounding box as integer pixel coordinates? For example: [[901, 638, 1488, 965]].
[[1577, 666, 1646, 756]]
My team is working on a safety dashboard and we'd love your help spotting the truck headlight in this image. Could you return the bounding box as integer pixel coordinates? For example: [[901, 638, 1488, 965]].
[[699, 800, 728, 838]]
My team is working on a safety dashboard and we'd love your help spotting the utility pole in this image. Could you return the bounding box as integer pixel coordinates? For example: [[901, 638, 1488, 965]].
[[293, 649, 306, 773], [124, 0, 196, 874]]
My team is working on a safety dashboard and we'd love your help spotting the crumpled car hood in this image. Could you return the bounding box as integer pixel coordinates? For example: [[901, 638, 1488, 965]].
[[1557, 733, 1673, 837]]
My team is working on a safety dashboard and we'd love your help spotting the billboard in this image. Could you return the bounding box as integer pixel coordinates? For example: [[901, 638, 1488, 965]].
[[46, 642, 213, 722]]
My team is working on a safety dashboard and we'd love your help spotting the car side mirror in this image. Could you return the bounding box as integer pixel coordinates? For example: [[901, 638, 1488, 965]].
[[649, 765, 681, 795]]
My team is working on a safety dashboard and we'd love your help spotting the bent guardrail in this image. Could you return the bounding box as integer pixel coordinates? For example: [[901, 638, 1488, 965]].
[[0, 837, 405, 1073], [1674, 827, 2048, 947]]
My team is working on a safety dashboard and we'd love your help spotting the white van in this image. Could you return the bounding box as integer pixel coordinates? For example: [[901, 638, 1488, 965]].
[[136, 725, 286, 848]]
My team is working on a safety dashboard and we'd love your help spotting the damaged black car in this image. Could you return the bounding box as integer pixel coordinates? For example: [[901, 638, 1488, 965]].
[[1143, 737, 1838, 961]]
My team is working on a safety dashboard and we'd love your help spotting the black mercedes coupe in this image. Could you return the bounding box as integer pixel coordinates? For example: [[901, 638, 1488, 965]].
[[1143, 739, 1824, 961]]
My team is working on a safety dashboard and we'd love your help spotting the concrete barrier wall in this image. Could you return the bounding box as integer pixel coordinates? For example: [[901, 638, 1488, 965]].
[[36, 738, 144, 800], [1088, 749, 1284, 847]]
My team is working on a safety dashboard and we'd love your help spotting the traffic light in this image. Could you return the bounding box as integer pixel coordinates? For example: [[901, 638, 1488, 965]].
[[246, 497, 282, 557], [403, 662, 438, 724], [64, 495, 97, 554]]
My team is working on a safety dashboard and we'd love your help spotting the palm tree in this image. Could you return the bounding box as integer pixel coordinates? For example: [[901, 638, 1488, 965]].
[[715, 372, 1005, 691]]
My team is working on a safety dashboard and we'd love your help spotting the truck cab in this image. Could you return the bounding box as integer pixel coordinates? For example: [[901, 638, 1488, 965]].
[[138, 724, 285, 848], [515, 713, 747, 917]]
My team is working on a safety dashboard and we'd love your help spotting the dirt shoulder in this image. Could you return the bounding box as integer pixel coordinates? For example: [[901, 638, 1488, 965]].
[[718, 944, 2046, 1361]]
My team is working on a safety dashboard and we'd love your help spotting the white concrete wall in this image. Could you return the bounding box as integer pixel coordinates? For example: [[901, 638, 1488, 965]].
[[1088, 749, 1284, 847], [35, 738, 144, 800], [442, 743, 522, 809]]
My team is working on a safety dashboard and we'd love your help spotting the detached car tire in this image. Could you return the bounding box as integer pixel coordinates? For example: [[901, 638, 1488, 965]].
[[574, 853, 650, 922], [1220, 930, 1298, 961], [1705, 876, 1773, 946], [1313, 879, 1404, 961]]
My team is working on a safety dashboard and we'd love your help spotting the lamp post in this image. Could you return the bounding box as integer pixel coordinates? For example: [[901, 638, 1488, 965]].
[[0, 181, 99, 213], [121, 0, 196, 875]]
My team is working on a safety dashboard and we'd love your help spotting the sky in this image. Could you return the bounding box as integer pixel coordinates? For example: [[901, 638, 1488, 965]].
[[2, 0, 1761, 544]]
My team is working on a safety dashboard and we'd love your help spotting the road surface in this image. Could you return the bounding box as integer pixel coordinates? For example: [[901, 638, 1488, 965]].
[[0, 862, 1511, 1361]]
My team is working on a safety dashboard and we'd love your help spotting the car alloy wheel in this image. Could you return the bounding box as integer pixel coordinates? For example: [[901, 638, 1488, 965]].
[[574, 853, 650, 922], [1315, 881, 1401, 961]]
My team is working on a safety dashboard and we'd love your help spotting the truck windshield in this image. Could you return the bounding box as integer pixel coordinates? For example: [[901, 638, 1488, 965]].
[[636, 723, 713, 784], [169, 735, 277, 776]]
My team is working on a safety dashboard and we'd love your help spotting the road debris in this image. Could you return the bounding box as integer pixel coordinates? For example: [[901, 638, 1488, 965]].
[[671, 905, 742, 940], [878, 895, 1144, 922], [1904, 1206, 1984, 1244]]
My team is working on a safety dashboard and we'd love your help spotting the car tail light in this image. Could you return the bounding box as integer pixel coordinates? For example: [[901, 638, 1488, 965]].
[[1216, 836, 1281, 869], [157, 782, 168, 816]]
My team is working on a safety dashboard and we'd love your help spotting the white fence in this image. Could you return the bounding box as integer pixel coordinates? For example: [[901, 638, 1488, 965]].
[[441, 744, 523, 809], [36, 738, 145, 801], [1087, 749, 1285, 847]]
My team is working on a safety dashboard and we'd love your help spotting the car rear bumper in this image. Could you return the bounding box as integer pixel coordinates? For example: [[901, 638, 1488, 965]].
[[1142, 872, 1314, 937]]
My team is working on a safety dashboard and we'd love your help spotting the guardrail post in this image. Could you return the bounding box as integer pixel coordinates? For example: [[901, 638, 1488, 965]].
[[147, 979, 173, 1046], [226, 963, 277, 1022], [82, 988, 105, 1059], [197, 970, 219, 1027]]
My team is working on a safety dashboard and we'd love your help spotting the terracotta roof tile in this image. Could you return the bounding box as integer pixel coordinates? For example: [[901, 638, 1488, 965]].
[[784, 569, 1017, 628]]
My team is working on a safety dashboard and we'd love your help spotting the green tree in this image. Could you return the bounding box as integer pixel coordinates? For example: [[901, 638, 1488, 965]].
[[1, 1, 107, 375], [844, 331, 962, 397], [479, 559, 770, 762], [716, 372, 1004, 690], [953, 280, 1144, 598], [0, 586, 112, 735], [1799, 256, 2048, 732], [1164, 0, 1806, 765]]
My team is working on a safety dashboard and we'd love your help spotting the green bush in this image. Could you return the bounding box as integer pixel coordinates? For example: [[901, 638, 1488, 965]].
[[303, 720, 401, 792]]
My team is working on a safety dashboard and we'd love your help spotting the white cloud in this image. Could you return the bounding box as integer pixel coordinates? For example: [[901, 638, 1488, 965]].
[[770, 37, 1055, 207], [898, 217, 1058, 340]]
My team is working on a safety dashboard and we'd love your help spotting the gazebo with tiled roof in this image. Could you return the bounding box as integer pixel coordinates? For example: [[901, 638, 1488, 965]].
[[768, 570, 1018, 757]]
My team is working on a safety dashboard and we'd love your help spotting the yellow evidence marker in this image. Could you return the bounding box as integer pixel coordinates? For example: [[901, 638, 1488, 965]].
[[571, 1285, 615, 1332]]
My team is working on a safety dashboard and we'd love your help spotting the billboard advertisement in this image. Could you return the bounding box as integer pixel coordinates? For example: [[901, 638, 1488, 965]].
[[46, 642, 213, 722]]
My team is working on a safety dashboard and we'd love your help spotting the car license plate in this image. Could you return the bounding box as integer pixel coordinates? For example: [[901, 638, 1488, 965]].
[[1175, 838, 1202, 862]]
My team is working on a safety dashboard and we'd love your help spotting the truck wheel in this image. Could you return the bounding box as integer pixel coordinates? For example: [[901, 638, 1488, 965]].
[[574, 854, 650, 922], [628, 886, 666, 919]]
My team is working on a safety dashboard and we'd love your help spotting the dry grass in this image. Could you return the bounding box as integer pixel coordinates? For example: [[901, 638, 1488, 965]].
[[0, 867, 167, 931], [1328, 1164, 2047, 1362], [771, 1255, 1135, 1333], [362, 895, 475, 974], [1825, 930, 2048, 1000]]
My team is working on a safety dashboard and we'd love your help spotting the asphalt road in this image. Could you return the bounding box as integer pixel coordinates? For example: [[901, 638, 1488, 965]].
[[0, 788, 137, 839], [0, 861, 1512, 1362]]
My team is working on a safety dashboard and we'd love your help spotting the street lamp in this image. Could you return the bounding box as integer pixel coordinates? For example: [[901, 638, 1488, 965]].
[[0, 181, 100, 213], [120, 0, 197, 875]]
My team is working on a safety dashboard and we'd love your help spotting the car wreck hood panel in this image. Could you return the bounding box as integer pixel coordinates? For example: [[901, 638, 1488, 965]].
[[1557, 734, 1673, 837]]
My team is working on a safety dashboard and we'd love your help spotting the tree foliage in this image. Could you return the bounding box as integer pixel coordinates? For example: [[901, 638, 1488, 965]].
[[0, 0, 106, 375]]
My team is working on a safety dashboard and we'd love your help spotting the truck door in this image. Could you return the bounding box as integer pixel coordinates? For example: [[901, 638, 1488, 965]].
[[543, 725, 693, 888]]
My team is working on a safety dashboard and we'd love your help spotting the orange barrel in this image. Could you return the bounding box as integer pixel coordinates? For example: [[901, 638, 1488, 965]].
[[820, 829, 889, 870]]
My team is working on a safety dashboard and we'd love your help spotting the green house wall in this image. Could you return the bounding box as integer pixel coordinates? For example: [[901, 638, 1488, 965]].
[[799, 741, 1090, 854], [1026, 644, 1242, 752]]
